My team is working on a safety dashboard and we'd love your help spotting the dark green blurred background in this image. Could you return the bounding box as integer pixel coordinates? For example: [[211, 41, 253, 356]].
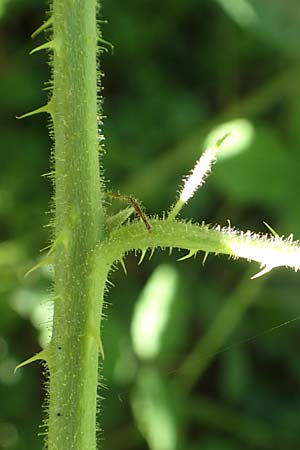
[[1, 1, 300, 449]]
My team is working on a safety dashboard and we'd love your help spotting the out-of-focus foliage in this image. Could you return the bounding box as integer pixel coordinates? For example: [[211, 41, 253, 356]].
[[1, 0, 300, 449]]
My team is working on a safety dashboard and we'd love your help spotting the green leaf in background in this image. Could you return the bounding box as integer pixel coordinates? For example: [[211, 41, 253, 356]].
[[131, 367, 180, 450], [131, 264, 186, 361], [212, 125, 291, 210], [219, 346, 252, 404], [215, 0, 300, 55]]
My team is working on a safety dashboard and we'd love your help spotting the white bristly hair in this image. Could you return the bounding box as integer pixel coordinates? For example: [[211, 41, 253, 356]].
[[180, 147, 217, 202]]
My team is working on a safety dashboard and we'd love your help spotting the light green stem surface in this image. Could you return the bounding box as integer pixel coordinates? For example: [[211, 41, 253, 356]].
[[102, 220, 300, 275], [46, 1, 106, 449]]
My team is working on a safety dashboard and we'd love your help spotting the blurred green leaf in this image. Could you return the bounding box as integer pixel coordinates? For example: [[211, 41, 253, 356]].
[[216, 0, 300, 55], [131, 264, 186, 361], [212, 125, 291, 209], [219, 347, 252, 404], [131, 367, 181, 450]]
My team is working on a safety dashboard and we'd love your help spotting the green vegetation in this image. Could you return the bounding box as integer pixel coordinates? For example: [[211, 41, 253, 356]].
[[1, 1, 300, 449]]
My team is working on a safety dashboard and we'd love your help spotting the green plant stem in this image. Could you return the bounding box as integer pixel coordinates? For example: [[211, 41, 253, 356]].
[[103, 220, 300, 275], [46, 1, 106, 449], [167, 199, 185, 221]]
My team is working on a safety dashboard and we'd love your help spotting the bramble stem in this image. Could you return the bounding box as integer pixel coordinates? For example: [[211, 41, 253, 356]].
[[46, 1, 106, 448], [167, 134, 229, 221], [102, 220, 300, 277]]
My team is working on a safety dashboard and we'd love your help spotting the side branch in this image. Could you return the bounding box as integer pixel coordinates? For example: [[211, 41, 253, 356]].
[[102, 219, 300, 277]]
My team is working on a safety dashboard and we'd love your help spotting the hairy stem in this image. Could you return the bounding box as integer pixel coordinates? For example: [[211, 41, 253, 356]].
[[103, 220, 300, 276], [46, 1, 106, 448]]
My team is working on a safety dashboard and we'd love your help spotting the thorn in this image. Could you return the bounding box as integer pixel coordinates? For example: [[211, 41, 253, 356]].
[[16, 101, 53, 119], [202, 251, 209, 266], [30, 40, 54, 55], [177, 249, 197, 262], [93, 332, 105, 359], [24, 255, 52, 278], [47, 231, 66, 256], [119, 258, 127, 275], [31, 17, 53, 38], [14, 350, 47, 373], [105, 206, 134, 230], [88, 323, 105, 359], [25, 233, 64, 278], [138, 248, 147, 265], [168, 247, 173, 256], [263, 221, 279, 237], [149, 248, 155, 260], [39, 236, 60, 259], [97, 335, 105, 360], [251, 266, 273, 280]]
